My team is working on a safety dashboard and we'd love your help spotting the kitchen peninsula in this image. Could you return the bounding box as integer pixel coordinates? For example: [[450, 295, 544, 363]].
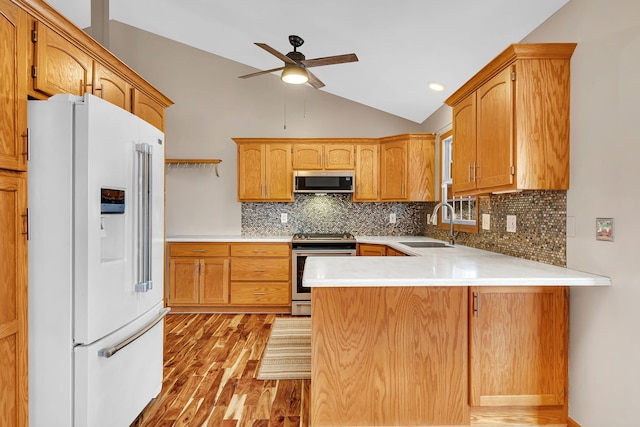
[[304, 238, 610, 427]]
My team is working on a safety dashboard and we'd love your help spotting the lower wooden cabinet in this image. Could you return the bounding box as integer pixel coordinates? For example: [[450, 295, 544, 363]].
[[357, 243, 408, 256], [469, 286, 568, 424], [357, 243, 387, 256], [167, 243, 230, 306], [167, 241, 291, 312]]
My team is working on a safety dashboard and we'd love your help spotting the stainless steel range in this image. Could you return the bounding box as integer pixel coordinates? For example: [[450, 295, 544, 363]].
[[291, 233, 356, 315]]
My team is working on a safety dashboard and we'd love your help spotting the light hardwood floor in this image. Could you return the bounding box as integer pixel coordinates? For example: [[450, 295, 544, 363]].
[[131, 313, 310, 427]]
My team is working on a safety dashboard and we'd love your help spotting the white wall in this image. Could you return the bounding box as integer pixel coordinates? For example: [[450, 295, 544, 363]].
[[521, 1, 640, 425], [108, 21, 423, 235]]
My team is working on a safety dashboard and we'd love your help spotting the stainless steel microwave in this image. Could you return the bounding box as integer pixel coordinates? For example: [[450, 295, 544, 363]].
[[293, 170, 355, 193]]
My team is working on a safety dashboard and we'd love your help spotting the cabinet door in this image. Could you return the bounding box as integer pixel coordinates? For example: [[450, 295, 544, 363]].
[[0, 171, 28, 427], [237, 143, 265, 201], [324, 144, 354, 169], [469, 286, 567, 407], [167, 258, 200, 304], [357, 243, 386, 256], [354, 144, 379, 201], [32, 21, 92, 97], [131, 88, 165, 131], [380, 140, 407, 201], [200, 258, 230, 305], [476, 66, 514, 190], [265, 143, 293, 201], [0, 0, 28, 172], [292, 144, 323, 169], [452, 93, 477, 194], [93, 62, 130, 111]]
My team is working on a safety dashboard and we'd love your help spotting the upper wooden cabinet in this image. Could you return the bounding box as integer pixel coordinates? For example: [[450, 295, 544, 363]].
[[235, 140, 293, 202], [292, 143, 354, 170], [446, 43, 576, 196], [131, 88, 165, 131], [93, 62, 131, 111], [32, 21, 93, 97], [353, 143, 379, 201], [379, 134, 436, 202], [0, 0, 28, 172], [19, 0, 172, 130], [234, 136, 434, 203]]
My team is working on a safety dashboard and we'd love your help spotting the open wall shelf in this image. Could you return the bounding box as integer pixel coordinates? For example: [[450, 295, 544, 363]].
[[165, 159, 222, 176]]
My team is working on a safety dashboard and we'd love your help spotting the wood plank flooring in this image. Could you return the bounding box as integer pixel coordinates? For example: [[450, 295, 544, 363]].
[[131, 313, 310, 427]]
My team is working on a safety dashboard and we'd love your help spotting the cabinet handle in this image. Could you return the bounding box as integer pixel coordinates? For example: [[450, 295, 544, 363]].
[[21, 129, 30, 160], [472, 291, 480, 317], [191, 249, 205, 253], [253, 269, 266, 272], [473, 163, 478, 182], [252, 250, 266, 253], [401, 183, 405, 196], [253, 292, 266, 296]]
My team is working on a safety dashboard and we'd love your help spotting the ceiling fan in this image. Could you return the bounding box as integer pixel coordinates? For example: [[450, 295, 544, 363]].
[[238, 35, 358, 89]]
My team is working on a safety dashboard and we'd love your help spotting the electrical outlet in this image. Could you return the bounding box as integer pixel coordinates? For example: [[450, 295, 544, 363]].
[[427, 213, 431, 223], [482, 214, 491, 230], [280, 213, 288, 223], [389, 213, 397, 224], [506, 215, 517, 233]]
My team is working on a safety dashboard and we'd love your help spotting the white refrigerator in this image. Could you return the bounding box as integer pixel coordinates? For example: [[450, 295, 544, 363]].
[[28, 94, 168, 427]]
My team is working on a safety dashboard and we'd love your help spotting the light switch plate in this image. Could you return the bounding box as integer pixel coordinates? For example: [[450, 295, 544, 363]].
[[281, 213, 288, 223], [506, 215, 517, 233], [482, 214, 490, 230], [389, 213, 397, 224]]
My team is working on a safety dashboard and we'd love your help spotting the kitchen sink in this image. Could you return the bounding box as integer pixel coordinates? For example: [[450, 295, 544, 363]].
[[399, 241, 452, 248]]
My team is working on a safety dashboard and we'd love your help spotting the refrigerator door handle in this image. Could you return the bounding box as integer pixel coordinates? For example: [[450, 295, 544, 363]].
[[135, 143, 153, 293], [98, 308, 170, 358]]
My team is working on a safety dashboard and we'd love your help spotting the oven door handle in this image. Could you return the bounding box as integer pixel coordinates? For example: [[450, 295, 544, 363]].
[[292, 250, 356, 256]]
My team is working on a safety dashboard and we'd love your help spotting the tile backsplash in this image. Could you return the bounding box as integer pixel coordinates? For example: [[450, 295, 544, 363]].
[[242, 191, 567, 267], [424, 190, 567, 267], [241, 194, 427, 236]]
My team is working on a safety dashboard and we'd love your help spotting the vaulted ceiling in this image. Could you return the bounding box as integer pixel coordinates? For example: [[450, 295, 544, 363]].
[[47, 0, 570, 123]]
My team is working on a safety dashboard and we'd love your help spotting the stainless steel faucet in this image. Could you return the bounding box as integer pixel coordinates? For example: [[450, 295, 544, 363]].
[[431, 202, 457, 245]]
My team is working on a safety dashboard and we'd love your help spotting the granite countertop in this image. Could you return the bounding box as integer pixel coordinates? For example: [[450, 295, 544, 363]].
[[304, 236, 612, 288]]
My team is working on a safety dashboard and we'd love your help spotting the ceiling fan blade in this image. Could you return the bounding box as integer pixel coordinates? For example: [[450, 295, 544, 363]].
[[238, 66, 286, 79], [255, 43, 296, 65], [307, 70, 325, 89], [301, 53, 358, 68]]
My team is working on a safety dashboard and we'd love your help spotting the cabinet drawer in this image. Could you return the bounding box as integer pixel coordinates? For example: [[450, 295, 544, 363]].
[[230, 282, 289, 305], [230, 243, 290, 257], [169, 243, 230, 257], [231, 258, 290, 281]]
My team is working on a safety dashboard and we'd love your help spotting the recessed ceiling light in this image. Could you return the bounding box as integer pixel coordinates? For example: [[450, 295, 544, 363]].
[[428, 82, 445, 92]]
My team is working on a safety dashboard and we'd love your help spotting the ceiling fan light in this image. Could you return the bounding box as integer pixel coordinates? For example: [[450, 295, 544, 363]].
[[281, 65, 309, 84]]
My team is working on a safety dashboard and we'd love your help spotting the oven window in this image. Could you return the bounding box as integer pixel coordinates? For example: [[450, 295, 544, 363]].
[[296, 255, 310, 294]]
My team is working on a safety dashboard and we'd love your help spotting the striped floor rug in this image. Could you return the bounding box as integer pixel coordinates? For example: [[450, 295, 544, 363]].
[[256, 317, 311, 380]]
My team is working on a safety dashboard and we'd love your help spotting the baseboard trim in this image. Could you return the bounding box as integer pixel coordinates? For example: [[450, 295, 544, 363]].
[[568, 417, 581, 427]]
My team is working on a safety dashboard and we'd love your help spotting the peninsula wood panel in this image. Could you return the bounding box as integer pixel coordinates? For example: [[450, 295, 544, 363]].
[[0, 171, 28, 427], [311, 286, 468, 426], [0, 0, 28, 172]]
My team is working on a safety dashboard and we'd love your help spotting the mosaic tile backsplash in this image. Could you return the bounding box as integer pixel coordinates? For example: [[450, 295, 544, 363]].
[[424, 190, 567, 267], [241, 194, 427, 236], [241, 191, 566, 267]]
